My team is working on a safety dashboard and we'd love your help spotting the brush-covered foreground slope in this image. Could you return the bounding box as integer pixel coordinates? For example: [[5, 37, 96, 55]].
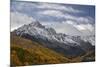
[[11, 33, 71, 66], [11, 32, 95, 66]]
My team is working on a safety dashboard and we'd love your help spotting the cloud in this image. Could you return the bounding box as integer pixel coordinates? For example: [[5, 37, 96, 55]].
[[37, 9, 94, 25], [45, 21, 95, 36], [11, 1, 38, 11], [74, 24, 95, 32], [11, 2, 83, 13], [46, 23, 82, 35], [10, 11, 95, 36], [76, 16, 94, 24], [11, 1, 94, 25], [37, 2, 83, 13], [38, 10, 64, 17], [11, 1, 95, 36], [11, 12, 35, 31]]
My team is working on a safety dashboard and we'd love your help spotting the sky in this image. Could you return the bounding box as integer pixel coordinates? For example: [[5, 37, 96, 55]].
[[10, 1, 95, 36]]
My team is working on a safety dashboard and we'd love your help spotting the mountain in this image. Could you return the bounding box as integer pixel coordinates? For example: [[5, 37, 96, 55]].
[[12, 20, 94, 58], [11, 29, 95, 66], [81, 35, 95, 46], [11, 33, 71, 66]]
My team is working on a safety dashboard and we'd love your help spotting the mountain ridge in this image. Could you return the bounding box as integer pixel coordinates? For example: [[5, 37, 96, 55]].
[[12, 20, 95, 57]]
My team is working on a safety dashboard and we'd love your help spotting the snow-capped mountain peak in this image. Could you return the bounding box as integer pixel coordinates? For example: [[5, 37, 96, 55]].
[[28, 21, 45, 28], [14, 20, 94, 51]]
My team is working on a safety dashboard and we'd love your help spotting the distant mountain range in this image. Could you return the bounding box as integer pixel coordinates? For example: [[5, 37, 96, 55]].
[[11, 20, 95, 66]]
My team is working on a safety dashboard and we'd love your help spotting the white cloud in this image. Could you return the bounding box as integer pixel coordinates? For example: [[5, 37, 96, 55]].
[[11, 2, 95, 36], [38, 8, 94, 25], [38, 10, 64, 17], [75, 24, 95, 32], [63, 15, 94, 24], [11, 1, 94, 25], [37, 3, 66, 9], [11, 2, 83, 16], [37, 3, 83, 13], [46, 23, 82, 35], [45, 21, 95, 36], [11, 12, 35, 31], [63, 20, 75, 25], [10, 11, 95, 36], [76, 17, 94, 24], [11, 2, 38, 11]]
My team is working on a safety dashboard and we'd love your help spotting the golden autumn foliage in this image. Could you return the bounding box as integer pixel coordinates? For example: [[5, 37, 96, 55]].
[[10, 33, 95, 66], [11, 34, 71, 66]]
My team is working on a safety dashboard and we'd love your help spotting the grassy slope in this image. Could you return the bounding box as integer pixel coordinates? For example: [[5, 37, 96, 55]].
[[11, 34, 71, 66], [11, 33, 95, 66]]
